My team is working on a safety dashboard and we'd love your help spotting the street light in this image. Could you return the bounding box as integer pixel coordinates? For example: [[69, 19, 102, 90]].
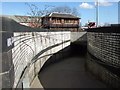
[[96, 0, 99, 27]]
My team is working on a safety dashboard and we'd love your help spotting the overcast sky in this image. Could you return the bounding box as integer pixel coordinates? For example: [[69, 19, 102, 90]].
[[1, 0, 119, 26]]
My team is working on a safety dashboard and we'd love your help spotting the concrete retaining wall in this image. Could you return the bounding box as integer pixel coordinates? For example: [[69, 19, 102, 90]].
[[71, 32, 87, 43], [86, 53, 120, 88], [16, 39, 70, 88], [87, 26, 120, 88], [87, 26, 120, 68], [1, 31, 70, 88], [1, 17, 71, 89]]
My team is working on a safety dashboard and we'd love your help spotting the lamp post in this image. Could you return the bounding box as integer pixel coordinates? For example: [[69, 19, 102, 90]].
[[96, 0, 99, 27]]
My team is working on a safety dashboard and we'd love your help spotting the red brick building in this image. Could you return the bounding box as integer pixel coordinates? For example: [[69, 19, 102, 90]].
[[2, 13, 80, 30], [41, 12, 80, 30]]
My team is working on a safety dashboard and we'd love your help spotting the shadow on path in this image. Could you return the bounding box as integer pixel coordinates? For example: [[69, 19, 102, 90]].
[[38, 44, 107, 88]]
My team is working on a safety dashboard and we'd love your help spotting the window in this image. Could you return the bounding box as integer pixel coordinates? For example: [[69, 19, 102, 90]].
[[52, 18, 61, 23], [65, 19, 71, 23], [64, 19, 75, 23]]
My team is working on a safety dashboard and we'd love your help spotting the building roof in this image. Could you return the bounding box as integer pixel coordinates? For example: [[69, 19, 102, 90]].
[[1, 16, 43, 32], [0, 15, 19, 22], [1, 16, 35, 32], [43, 12, 80, 19], [0, 15, 41, 23], [15, 15, 41, 23]]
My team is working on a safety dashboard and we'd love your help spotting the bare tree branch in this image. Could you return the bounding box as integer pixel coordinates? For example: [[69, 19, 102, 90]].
[[50, 5, 79, 16], [24, 3, 54, 28]]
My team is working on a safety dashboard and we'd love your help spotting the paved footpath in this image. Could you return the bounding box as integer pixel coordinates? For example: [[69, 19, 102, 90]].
[[37, 55, 107, 88]]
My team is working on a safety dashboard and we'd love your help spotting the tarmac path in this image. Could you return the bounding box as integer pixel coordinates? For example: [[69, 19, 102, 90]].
[[38, 54, 106, 88]]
